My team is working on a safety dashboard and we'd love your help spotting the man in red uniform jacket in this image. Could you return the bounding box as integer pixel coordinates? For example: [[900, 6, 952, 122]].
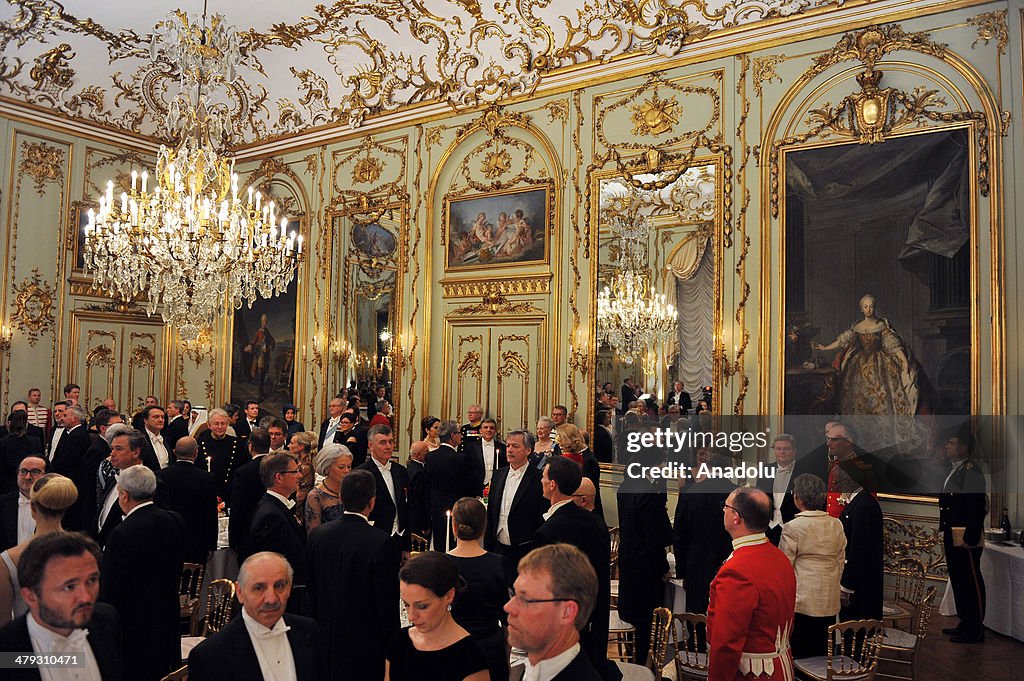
[[708, 486, 796, 681]]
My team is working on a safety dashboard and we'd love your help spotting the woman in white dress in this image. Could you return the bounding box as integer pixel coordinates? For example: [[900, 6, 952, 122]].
[[0, 473, 78, 624]]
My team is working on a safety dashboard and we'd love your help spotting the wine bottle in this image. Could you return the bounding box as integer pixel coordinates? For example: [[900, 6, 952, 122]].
[[1001, 508, 1012, 540]]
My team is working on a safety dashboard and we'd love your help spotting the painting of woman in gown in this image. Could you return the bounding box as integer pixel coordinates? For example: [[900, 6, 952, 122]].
[[814, 293, 926, 451]]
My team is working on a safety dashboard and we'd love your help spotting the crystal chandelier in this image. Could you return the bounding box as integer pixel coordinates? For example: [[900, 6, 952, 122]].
[[596, 213, 677, 364], [84, 5, 302, 341]]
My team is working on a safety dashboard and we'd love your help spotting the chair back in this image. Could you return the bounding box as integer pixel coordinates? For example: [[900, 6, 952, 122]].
[[411, 533, 429, 554], [179, 563, 206, 600], [912, 586, 937, 639], [827, 619, 883, 679], [609, 526, 620, 579], [670, 612, 709, 678], [890, 557, 925, 610], [159, 664, 188, 681], [645, 607, 672, 673], [204, 578, 236, 636]]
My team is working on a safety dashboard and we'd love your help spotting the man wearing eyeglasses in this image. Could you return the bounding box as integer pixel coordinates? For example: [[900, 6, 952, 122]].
[[249, 452, 308, 612], [0, 454, 46, 550], [708, 486, 796, 681], [506, 544, 602, 681]]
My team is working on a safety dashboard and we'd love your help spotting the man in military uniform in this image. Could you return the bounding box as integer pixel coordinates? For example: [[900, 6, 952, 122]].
[[939, 429, 988, 643]]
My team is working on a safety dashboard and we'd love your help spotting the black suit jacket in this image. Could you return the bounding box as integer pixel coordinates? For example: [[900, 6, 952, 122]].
[[229, 455, 269, 557], [580, 449, 604, 520], [188, 613, 319, 681], [485, 464, 547, 553], [306, 514, 400, 681], [592, 426, 614, 464], [236, 418, 255, 440], [465, 438, 508, 497], [756, 463, 799, 544], [510, 649, 603, 681], [0, 490, 22, 550], [357, 457, 411, 552], [425, 444, 474, 550], [616, 479, 673, 629], [250, 493, 308, 584], [938, 458, 988, 548], [406, 458, 430, 536], [156, 460, 219, 562], [317, 417, 335, 450], [0, 603, 122, 681], [100, 504, 185, 681], [50, 424, 90, 480], [672, 477, 734, 613], [162, 415, 190, 453], [534, 503, 611, 680], [839, 490, 884, 620], [667, 390, 693, 414]]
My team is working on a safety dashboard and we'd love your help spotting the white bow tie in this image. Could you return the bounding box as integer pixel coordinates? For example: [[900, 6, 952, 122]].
[[152, 435, 163, 443], [55, 628, 89, 649], [18, 495, 30, 506], [254, 622, 291, 639]]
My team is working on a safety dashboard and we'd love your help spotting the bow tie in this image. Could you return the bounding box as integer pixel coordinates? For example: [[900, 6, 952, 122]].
[[18, 495, 30, 506], [57, 628, 89, 649], [380, 462, 391, 473], [152, 435, 163, 444], [253, 622, 291, 639]]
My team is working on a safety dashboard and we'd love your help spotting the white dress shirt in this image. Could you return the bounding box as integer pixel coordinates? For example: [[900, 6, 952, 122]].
[[98, 475, 121, 530], [481, 438, 497, 486], [123, 500, 154, 520], [371, 457, 400, 535], [497, 464, 527, 546], [147, 429, 169, 469], [17, 493, 34, 543], [26, 612, 103, 681], [520, 642, 580, 681], [771, 462, 795, 527], [49, 426, 65, 459], [268, 490, 296, 509], [542, 499, 572, 521], [241, 608, 297, 681], [323, 416, 340, 444]]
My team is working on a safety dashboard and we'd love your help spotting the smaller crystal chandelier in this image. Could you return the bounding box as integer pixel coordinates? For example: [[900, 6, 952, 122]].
[[84, 5, 301, 341], [596, 213, 677, 364]]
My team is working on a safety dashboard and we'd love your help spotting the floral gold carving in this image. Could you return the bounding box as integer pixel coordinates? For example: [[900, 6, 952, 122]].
[[481, 150, 512, 179], [353, 156, 384, 184], [541, 100, 569, 123], [11, 268, 55, 346], [883, 516, 946, 579], [751, 54, 784, 98], [86, 344, 114, 368], [440, 275, 551, 298], [631, 93, 680, 136], [968, 10, 1008, 54], [451, 287, 541, 315], [19, 141, 64, 195]]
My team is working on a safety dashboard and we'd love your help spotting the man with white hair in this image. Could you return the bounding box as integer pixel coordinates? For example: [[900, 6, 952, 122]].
[[189, 552, 320, 681], [100, 464, 186, 681], [197, 407, 250, 504], [50, 403, 90, 483]]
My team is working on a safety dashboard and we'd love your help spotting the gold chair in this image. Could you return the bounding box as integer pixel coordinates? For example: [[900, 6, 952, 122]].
[[608, 609, 637, 663], [882, 558, 925, 629], [202, 578, 236, 636], [877, 587, 937, 681], [411, 532, 429, 555], [160, 664, 188, 681], [609, 526, 621, 579], [793, 619, 884, 681], [178, 563, 206, 636], [670, 612, 709, 680], [645, 607, 673, 674]]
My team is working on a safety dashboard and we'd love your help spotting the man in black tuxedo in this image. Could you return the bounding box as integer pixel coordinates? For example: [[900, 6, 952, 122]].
[[94, 427, 147, 547], [49, 403, 90, 490], [756, 434, 800, 545], [533, 456, 616, 681], [188, 552, 320, 681], [0, 532, 122, 681], [237, 400, 259, 441], [426, 420, 473, 551], [666, 380, 693, 414], [162, 399, 190, 453], [130, 395, 159, 431], [507, 544, 603, 681], [938, 430, 988, 643], [307, 469, 400, 681], [592, 410, 615, 464], [357, 424, 410, 558], [230, 428, 273, 559], [620, 379, 638, 411], [465, 418, 507, 497], [406, 440, 431, 539], [317, 397, 345, 449], [249, 452, 308, 610], [486, 429, 547, 585], [0, 455, 46, 550], [139, 405, 171, 470], [100, 464, 185, 681], [156, 436, 218, 564], [836, 459, 883, 622], [63, 409, 122, 534]]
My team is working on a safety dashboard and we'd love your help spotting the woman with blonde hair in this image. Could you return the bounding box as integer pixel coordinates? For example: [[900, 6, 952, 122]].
[[288, 430, 318, 523], [0, 473, 78, 623], [555, 424, 603, 518], [305, 443, 354, 533]]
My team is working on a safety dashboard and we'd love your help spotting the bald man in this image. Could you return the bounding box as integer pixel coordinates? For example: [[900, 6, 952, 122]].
[[156, 436, 219, 563], [407, 440, 431, 537], [573, 478, 598, 512]]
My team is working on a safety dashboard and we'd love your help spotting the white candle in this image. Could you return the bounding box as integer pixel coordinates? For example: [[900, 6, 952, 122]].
[[445, 510, 452, 552]]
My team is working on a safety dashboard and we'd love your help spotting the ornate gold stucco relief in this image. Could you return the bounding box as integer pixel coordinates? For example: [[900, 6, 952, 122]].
[[19, 140, 64, 196], [11, 268, 56, 346]]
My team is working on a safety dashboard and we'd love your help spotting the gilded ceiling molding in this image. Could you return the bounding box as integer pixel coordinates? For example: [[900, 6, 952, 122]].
[[11, 268, 55, 346], [967, 10, 1008, 54], [766, 24, 991, 218], [440, 275, 552, 298]]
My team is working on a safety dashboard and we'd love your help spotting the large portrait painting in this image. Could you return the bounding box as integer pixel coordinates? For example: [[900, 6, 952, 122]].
[[782, 127, 972, 495], [445, 185, 550, 271], [230, 218, 302, 421]]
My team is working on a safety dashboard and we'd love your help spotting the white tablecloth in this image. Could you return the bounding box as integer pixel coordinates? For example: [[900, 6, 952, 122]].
[[938, 541, 1024, 642]]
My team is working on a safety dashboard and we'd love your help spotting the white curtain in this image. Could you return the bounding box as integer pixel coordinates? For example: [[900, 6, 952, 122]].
[[666, 235, 714, 400]]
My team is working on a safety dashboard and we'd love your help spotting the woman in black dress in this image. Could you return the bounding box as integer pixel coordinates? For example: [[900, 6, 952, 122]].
[[448, 497, 508, 681], [388, 552, 489, 681]]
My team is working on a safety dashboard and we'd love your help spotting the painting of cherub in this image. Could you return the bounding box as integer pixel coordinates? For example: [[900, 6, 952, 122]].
[[445, 185, 549, 271]]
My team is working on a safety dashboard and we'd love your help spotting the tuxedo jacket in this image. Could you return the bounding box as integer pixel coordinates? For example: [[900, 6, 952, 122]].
[[187, 613, 320, 681], [756, 463, 800, 544], [406, 458, 431, 536], [49, 424, 90, 480], [0, 490, 22, 550], [667, 389, 693, 413], [356, 458, 411, 551], [93, 470, 167, 548], [938, 457, 987, 547], [465, 438, 508, 497], [484, 464, 547, 553], [229, 455, 269, 556], [306, 514, 400, 681], [250, 493, 308, 584], [592, 426, 614, 464], [509, 650, 603, 681], [156, 460, 219, 562], [838, 490, 884, 620], [100, 504, 185, 681], [162, 415, 190, 453], [317, 417, 336, 450], [236, 418, 255, 441], [0, 604, 122, 681]]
